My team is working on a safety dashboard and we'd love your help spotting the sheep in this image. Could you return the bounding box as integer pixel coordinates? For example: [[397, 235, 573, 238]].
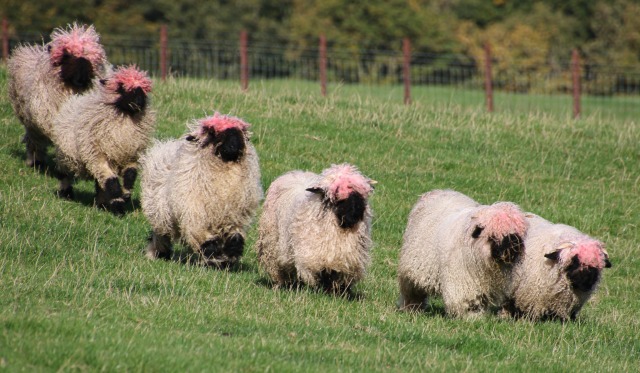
[[7, 23, 109, 168], [141, 113, 262, 268], [397, 189, 528, 318], [256, 164, 375, 294], [502, 213, 611, 321], [52, 65, 155, 214]]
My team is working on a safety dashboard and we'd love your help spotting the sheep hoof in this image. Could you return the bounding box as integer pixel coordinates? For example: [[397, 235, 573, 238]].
[[56, 186, 74, 200], [107, 198, 125, 215], [146, 247, 173, 260]]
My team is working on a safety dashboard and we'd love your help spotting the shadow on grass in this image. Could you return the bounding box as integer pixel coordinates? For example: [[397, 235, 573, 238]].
[[149, 245, 255, 273], [10, 146, 59, 178], [56, 189, 141, 216], [253, 276, 365, 301], [397, 300, 447, 318]]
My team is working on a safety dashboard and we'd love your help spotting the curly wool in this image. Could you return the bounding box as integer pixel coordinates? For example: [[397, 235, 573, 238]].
[[256, 165, 374, 291], [397, 189, 528, 318], [140, 116, 262, 265], [7, 24, 109, 165], [505, 213, 610, 321], [52, 65, 155, 206]]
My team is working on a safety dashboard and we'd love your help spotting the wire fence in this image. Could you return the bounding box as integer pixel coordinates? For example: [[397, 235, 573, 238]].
[[4, 29, 640, 122]]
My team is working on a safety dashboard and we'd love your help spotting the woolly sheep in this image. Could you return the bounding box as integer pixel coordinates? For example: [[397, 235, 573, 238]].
[[141, 113, 262, 267], [52, 65, 155, 214], [503, 213, 611, 321], [397, 189, 528, 318], [8, 23, 109, 167], [256, 164, 375, 294]]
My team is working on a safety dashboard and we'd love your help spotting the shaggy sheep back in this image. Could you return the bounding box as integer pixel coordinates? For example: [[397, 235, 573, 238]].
[[141, 113, 262, 267], [256, 164, 375, 294], [53, 65, 155, 214], [398, 189, 528, 318], [8, 23, 109, 167]]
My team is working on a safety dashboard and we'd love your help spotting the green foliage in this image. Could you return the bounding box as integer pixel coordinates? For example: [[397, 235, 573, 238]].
[[1, 71, 639, 371]]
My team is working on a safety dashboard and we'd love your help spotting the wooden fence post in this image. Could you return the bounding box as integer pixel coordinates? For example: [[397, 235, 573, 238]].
[[319, 34, 327, 97], [572, 48, 581, 119], [484, 42, 494, 113], [403, 37, 411, 105], [2, 18, 9, 63], [160, 24, 168, 81], [240, 30, 249, 91]]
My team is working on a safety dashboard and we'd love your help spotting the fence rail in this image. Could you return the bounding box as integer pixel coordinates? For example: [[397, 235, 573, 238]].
[[2, 23, 640, 121]]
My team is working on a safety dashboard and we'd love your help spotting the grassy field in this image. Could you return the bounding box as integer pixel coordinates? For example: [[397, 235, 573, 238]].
[[1, 71, 639, 372]]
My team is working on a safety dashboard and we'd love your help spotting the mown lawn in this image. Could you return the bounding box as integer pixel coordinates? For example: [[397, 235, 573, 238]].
[[0, 71, 638, 372]]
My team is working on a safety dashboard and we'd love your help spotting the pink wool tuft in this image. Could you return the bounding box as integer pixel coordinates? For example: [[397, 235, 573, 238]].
[[49, 24, 106, 66], [475, 202, 528, 239], [198, 113, 250, 135], [563, 238, 607, 269], [106, 65, 153, 94], [323, 164, 373, 201]]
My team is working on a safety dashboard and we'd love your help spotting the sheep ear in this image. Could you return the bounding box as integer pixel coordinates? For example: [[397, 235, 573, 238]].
[[471, 226, 484, 239], [602, 248, 612, 268], [544, 250, 561, 261], [306, 187, 324, 195], [369, 179, 378, 189]]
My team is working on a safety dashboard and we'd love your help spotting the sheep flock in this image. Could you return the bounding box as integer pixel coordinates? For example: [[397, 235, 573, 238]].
[[6, 23, 612, 322]]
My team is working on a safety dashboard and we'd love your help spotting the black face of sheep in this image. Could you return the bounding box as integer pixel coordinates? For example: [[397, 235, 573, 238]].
[[58, 53, 94, 89], [199, 128, 246, 162], [115, 85, 147, 114], [472, 227, 524, 265], [306, 188, 367, 229], [334, 192, 366, 229], [565, 256, 602, 292]]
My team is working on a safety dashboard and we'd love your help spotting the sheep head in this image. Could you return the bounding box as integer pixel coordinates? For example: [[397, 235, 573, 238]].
[[103, 65, 152, 115], [48, 23, 106, 89], [470, 202, 527, 265], [544, 237, 611, 292], [187, 113, 251, 162], [306, 163, 375, 229]]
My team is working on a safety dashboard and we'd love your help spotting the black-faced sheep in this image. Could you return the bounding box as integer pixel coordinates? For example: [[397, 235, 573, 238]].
[[397, 189, 528, 318], [256, 164, 375, 294], [141, 113, 262, 267], [52, 65, 155, 214], [7, 23, 109, 168], [503, 213, 611, 321]]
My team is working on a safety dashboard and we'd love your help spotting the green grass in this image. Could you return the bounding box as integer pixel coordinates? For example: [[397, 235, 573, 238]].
[[1, 71, 639, 372]]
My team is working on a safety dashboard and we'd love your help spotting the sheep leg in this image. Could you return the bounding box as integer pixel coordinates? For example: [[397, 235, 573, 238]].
[[91, 157, 125, 214], [95, 179, 125, 215], [22, 130, 46, 168], [120, 165, 138, 202], [398, 277, 429, 311], [56, 173, 75, 200], [146, 231, 173, 260]]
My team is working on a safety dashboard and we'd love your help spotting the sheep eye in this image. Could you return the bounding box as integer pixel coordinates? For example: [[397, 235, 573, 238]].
[[471, 226, 484, 238]]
